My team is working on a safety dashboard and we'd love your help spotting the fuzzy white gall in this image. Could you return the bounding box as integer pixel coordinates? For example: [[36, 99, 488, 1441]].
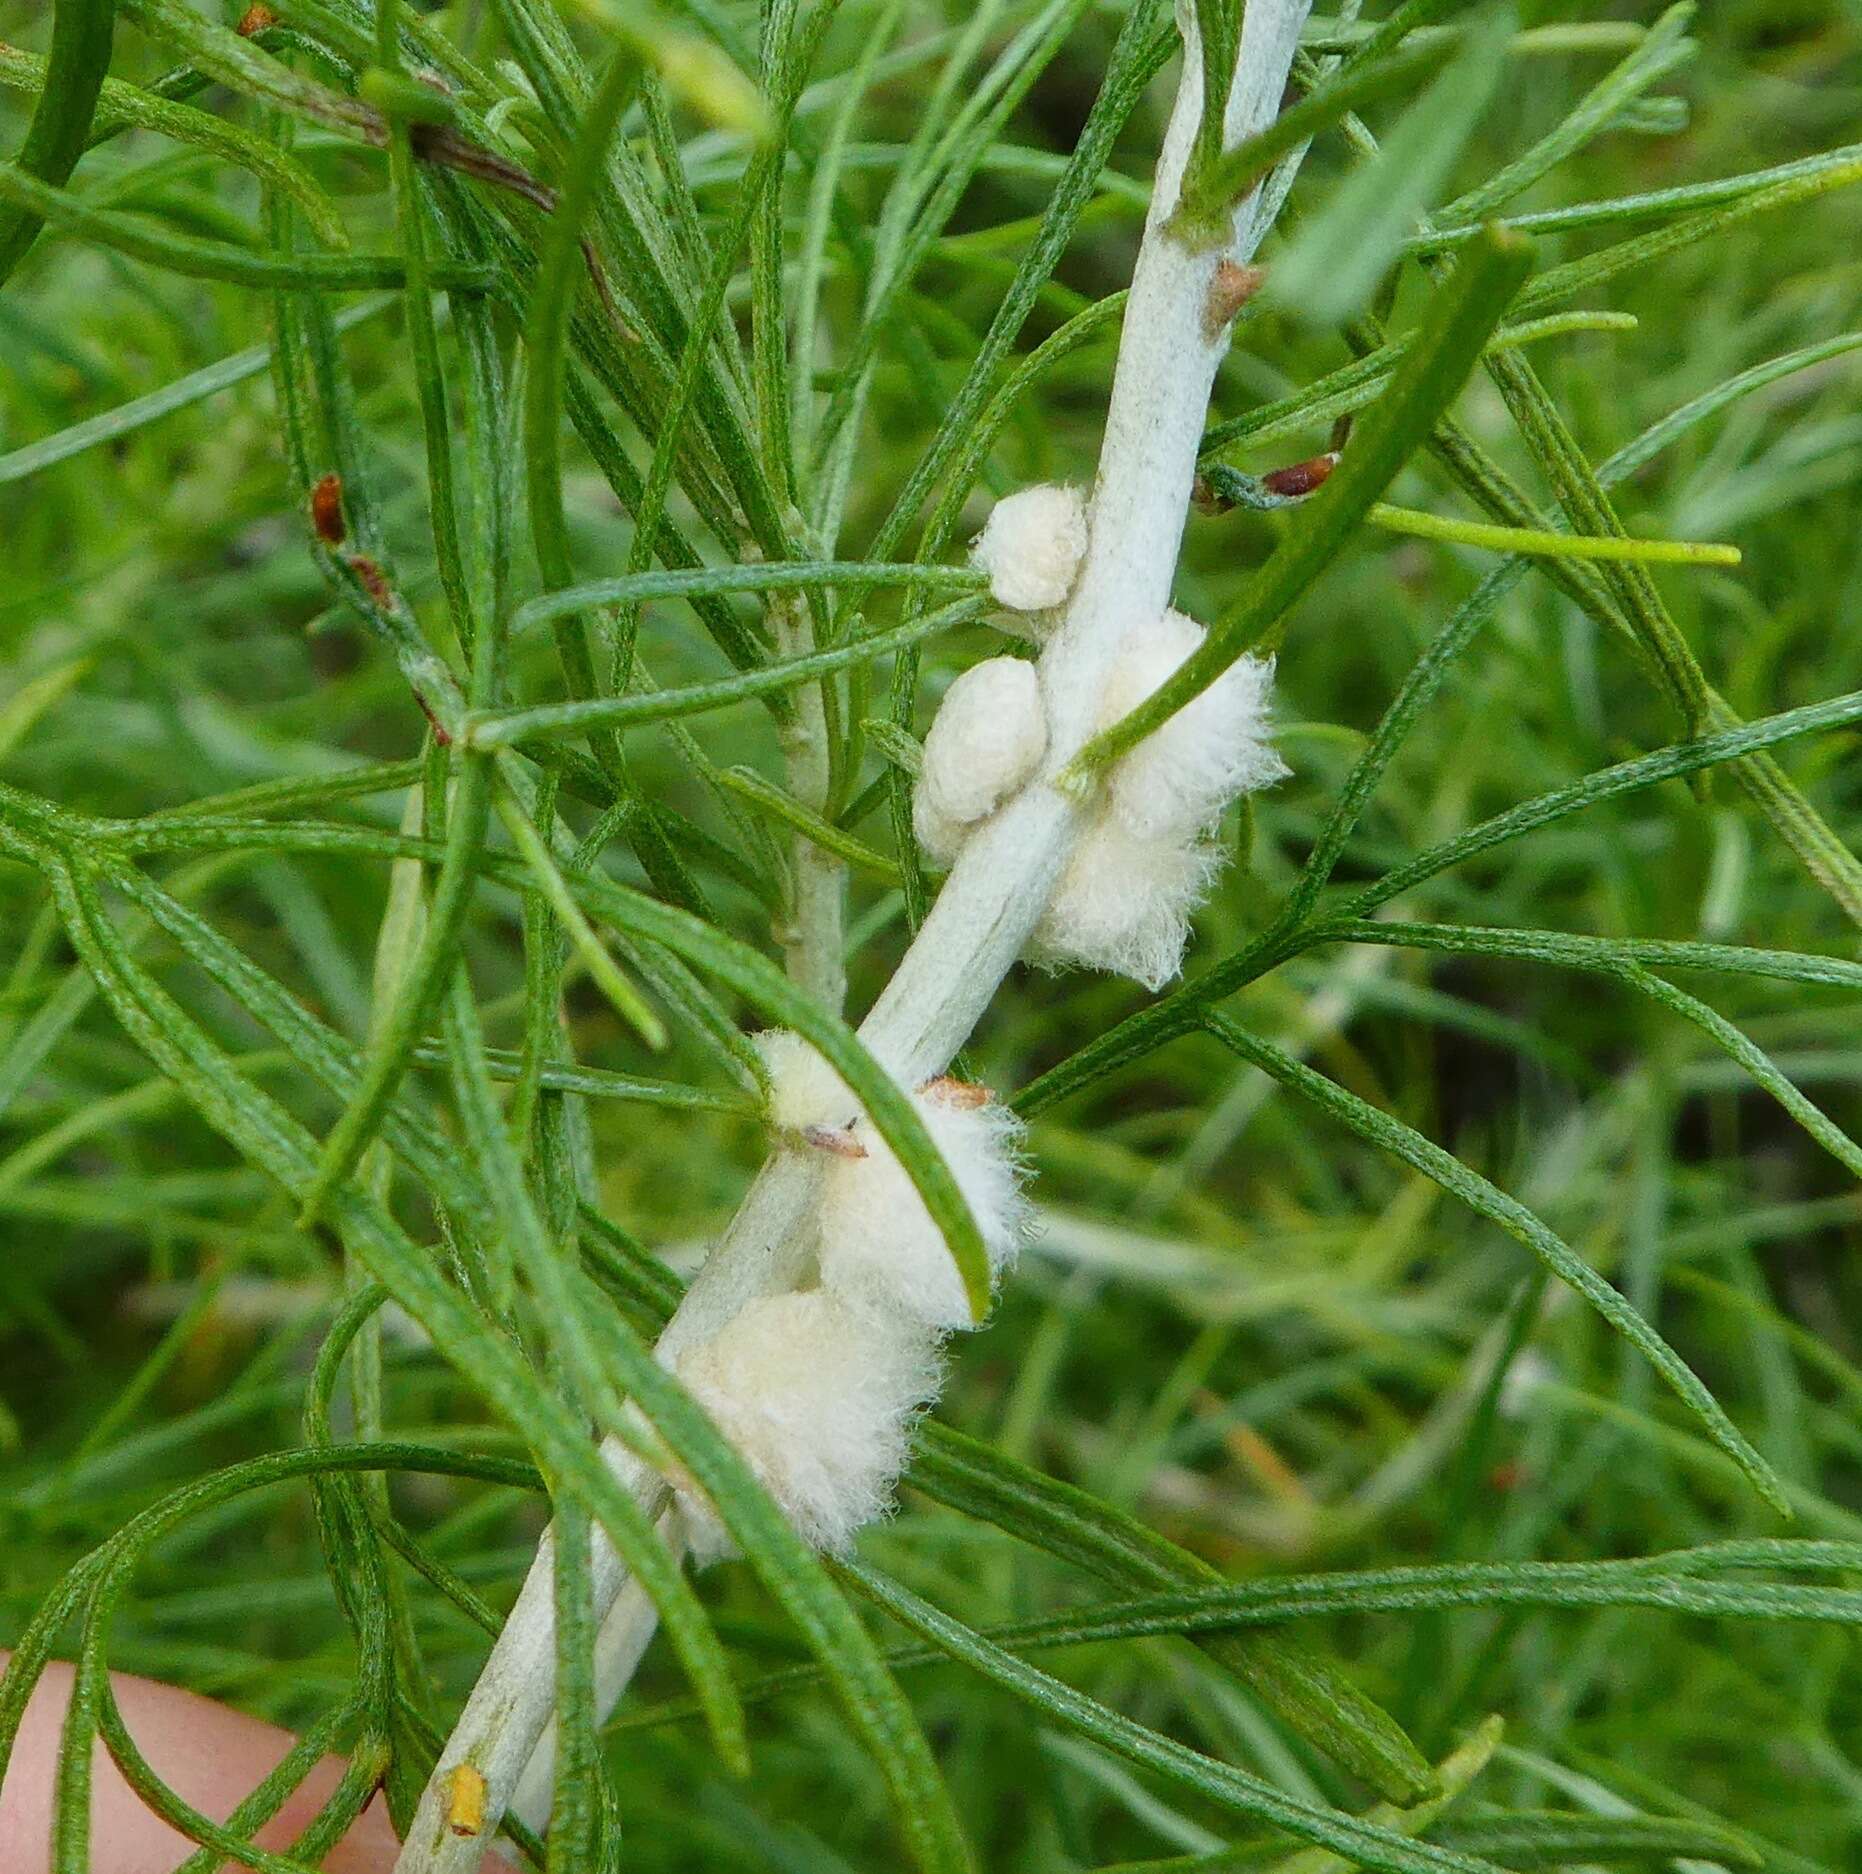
[[1100, 609, 1287, 842], [970, 483, 1089, 614], [753, 1028, 857, 1135], [1028, 610, 1286, 988], [818, 1077, 1030, 1331], [668, 1289, 942, 1558], [920, 656, 1047, 825], [1031, 818, 1222, 991], [911, 787, 970, 870]]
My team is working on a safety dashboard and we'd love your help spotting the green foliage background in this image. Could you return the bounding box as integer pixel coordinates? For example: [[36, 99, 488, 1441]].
[[0, 0, 1859, 1868]]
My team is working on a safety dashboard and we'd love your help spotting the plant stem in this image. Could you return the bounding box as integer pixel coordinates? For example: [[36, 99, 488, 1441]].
[[395, 4, 1313, 1860], [772, 591, 848, 1014], [509, 1512, 685, 1832], [389, 1445, 669, 1874]]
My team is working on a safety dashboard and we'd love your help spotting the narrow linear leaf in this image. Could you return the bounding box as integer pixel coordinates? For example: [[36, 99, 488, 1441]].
[[1199, 1009, 1787, 1512], [494, 767, 667, 1048], [845, 1564, 1502, 1874], [1433, 1811, 1763, 1870], [912, 1424, 1437, 1804], [0, 297, 393, 485], [1175, 40, 1440, 238], [0, 0, 115, 284], [1368, 502, 1738, 566], [1264, 7, 1513, 327], [717, 766, 903, 884], [300, 752, 494, 1222], [618, 1542, 1862, 1728], [472, 595, 984, 748], [0, 165, 492, 291], [0, 43, 348, 249]]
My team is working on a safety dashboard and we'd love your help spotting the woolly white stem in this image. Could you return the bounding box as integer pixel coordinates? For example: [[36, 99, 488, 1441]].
[[393, 7, 1310, 1864]]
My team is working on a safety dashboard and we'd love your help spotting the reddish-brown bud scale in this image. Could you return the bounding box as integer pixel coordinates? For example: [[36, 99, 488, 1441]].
[[1203, 261, 1265, 339], [414, 692, 454, 747], [236, 3, 277, 35], [921, 1075, 991, 1109], [310, 472, 346, 545], [346, 552, 392, 610], [1261, 453, 1337, 499]]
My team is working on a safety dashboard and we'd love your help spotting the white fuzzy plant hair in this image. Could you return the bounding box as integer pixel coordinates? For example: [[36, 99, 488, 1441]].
[[667, 1037, 1030, 1555], [817, 1074, 1030, 1330], [1034, 608, 1287, 990], [969, 482, 1089, 616], [667, 1289, 943, 1559], [1033, 820, 1224, 995], [1101, 609, 1287, 840], [753, 1025, 858, 1134]]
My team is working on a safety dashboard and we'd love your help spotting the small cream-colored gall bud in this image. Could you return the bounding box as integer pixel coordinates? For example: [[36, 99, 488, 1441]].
[[920, 656, 1047, 824], [753, 1029, 856, 1134], [970, 484, 1088, 613], [911, 786, 970, 870]]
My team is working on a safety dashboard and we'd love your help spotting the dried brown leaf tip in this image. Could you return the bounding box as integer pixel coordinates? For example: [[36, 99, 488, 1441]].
[[921, 1075, 991, 1109], [309, 472, 346, 545], [445, 1764, 487, 1838], [235, 3, 277, 35], [1261, 453, 1337, 499], [1203, 261, 1265, 340]]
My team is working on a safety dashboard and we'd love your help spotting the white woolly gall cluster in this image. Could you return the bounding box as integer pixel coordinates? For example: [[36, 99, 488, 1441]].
[[912, 656, 1047, 869], [818, 1076, 1030, 1330], [674, 1042, 1031, 1555], [668, 1290, 942, 1558], [970, 483, 1089, 615], [1033, 609, 1286, 991]]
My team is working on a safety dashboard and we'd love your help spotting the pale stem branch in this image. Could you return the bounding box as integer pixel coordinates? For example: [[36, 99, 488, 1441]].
[[772, 591, 848, 1014], [390, 1447, 668, 1873], [393, 6, 1312, 1866], [508, 1511, 684, 1833]]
